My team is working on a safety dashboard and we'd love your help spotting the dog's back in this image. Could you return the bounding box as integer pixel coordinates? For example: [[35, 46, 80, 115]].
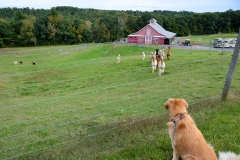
[[168, 115, 217, 160], [164, 98, 217, 160]]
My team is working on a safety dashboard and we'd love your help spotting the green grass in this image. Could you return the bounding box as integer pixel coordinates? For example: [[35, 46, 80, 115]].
[[0, 42, 239, 159]]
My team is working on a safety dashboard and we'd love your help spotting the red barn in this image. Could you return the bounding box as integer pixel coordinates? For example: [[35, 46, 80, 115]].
[[127, 19, 176, 45]]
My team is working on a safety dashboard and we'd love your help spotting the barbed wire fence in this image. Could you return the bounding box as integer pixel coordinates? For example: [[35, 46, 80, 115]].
[[0, 38, 240, 159], [1, 93, 229, 160], [125, 35, 236, 55], [2, 89, 239, 160]]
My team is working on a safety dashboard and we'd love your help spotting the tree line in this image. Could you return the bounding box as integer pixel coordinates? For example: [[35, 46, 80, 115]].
[[0, 6, 239, 47]]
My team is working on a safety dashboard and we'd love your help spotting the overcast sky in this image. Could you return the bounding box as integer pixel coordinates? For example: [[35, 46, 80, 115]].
[[0, 0, 239, 13]]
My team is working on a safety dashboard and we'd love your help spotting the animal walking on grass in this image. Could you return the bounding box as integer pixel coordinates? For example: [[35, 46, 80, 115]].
[[117, 54, 121, 63], [142, 52, 145, 60], [32, 61, 36, 65], [162, 47, 165, 57], [158, 55, 165, 76], [150, 52, 157, 73], [167, 46, 171, 60], [156, 52, 161, 69]]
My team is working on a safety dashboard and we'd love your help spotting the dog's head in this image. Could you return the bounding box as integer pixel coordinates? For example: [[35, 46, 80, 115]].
[[164, 98, 188, 119]]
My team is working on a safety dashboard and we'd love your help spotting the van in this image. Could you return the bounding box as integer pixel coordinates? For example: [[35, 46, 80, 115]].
[[213, 38, 223, 48], [219, 38, 236, 48]]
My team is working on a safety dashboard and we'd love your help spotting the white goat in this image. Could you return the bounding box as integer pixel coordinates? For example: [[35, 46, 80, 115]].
[[150, 52, 157, 73], [158, 55, 165, 76], [160, 49, 165, 57], [142, 52, 145, 60], [162, 47, 165, 56], [117, 54, 121, 63]]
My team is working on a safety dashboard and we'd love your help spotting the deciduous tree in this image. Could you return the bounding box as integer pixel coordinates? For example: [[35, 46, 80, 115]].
[[19, 15, 36, 45]]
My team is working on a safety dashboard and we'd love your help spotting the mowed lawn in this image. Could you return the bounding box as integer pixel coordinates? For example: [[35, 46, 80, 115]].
[[0, 43, 239, 159]]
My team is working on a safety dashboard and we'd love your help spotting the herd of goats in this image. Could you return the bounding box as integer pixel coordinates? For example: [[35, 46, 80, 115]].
[[13, 46, 171, 77], [14, 61, 36, 65], [117, 46, 171, 76]]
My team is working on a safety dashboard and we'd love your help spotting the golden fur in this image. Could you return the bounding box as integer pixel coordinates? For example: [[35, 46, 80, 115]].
[[158, 55, 165, 76], [150, 52, 157, 73], [164, 98, 218, 160]]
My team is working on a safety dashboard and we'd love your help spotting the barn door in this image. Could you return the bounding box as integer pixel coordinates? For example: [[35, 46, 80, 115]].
[[145, 29, 152, 44], [145, 36, 152, 44]]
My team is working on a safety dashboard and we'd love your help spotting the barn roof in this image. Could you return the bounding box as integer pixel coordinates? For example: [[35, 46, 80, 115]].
[[149, 20, 176, 38], [128, 19, 176, 38]]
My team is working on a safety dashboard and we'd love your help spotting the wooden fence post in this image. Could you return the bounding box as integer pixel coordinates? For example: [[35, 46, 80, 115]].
[[221, 29, 240, 101], [221, 40, 225, 54]]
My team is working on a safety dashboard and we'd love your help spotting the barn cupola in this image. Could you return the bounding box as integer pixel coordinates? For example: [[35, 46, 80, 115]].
[[150, 19, 157, 25]]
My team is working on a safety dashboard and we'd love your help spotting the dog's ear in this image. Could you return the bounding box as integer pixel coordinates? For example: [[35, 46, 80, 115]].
[[181, 99, 188, 108], [164, 99, 172, 109]]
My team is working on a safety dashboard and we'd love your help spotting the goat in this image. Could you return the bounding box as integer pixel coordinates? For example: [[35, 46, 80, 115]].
[[167, 46, 171, 60], [156, 51, 162, 69], [32, 61, 35, 65], [19, 61, 23, 64], [150, 52, 157, 73], [158, 55, 165, 76], [117, 54, 121, 63], [162, 47, 165, 57], [14, 61, 18, 64], [142, 52, 145, 60]]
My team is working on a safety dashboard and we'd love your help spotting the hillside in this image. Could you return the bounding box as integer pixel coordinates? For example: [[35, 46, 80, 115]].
[[0, 43, 239, 159]]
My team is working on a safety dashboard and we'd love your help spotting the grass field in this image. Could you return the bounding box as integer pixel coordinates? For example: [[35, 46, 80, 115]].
[[0, 42, 240, 159]]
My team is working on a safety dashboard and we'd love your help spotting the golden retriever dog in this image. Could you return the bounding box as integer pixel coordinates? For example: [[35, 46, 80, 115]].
[[164, 98, 218, 160]]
